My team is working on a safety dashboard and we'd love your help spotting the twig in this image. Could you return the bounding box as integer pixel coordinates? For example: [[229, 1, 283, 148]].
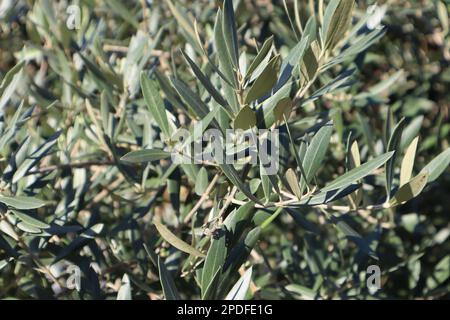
[[183, 173, 220, 224], [216, 185, 238, 220]]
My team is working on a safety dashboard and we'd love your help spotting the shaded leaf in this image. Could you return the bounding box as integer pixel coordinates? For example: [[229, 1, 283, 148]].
[[390, 172, 428, 207], [233, 105, 256, 130], [201, 228, 227, 298], [158, 256, 181, 300], [121, 149, 171, 163], [245, 55, 280, 104], [153, 220, 205, 258]]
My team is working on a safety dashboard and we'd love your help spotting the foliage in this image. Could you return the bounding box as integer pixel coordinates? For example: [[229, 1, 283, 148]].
[[0, 0, 449, 300]]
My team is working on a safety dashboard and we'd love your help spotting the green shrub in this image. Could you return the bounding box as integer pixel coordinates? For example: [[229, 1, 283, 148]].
[[0, 0, 449, 300]]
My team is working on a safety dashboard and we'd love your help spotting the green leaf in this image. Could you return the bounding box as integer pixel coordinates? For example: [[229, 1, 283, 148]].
[[153, 220, 205, 258], [219, 162, 261, 204], [285, 284, 316, 300], [100, 90, 110, 135], [16, 222, 41, 234], [202, 267, 222, 300], [53, 224, 104, 263], [300, 122, 333, 191], [233, 105, 256, 130], [245, 54, 280, 104], [257, 79, 293, 128], [0, 195, 47, 210], [245, 36, 274, 81], [181, 51, 230, 111], [225, 266, 252, 300], [195, 167, 209, 196], [214, 9, 237, 88], [400, 136, 419, 187], [426, 255, 450, 290], [223, 201, 255, 243], [437, 1, 449, 35], [120, 149, 171, 163], [323, 0, 355, 50], [171, 78, 210, 119], [11, 210, 49, 229], [117, 274, 132, 300], [0, 60, 25, 93], [140, 73, 171, 137], [321, 152, 394, 192], [389, 172, 428, 207], [201, 228, 227, 299], [0, 220, 19, 241], [222, 227, 261, 276], [0, 63, 24, 110], [260, 164, 271, 203], [277, 34, 310, 89], [106, 0, 139, 28], [13, 131, 62, 184], [158, 256, 181, 300], [222, 0, 239, 68], [348, 140, 363, 207], [285, 169, 302, 200], [273, 97, 293, 123], [420, 148, 450, 183], [165, 0, 203, 53], [385, 118, 406, 198], [400, 116, 423, 151]]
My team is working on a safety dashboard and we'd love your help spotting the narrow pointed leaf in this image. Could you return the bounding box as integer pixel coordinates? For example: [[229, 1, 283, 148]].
[[201, 227, 227, 298], [0, 195, 47, 210], [286, 168, 302, 200], [385, 118, 406, 198], [225, 267, 252, 300], [121, 149, 171, 163], [245, 55, 280, 104], [11, 210, 49, 229], [117, 274, 132, 300], [300, 122, 333, 191], [322, 152, 394, 192], [140, 73, 171, 137], [153, 220, 205, 258], [246, 36, 274, 81], [400, 136, 419, 187], [195, 167, 209, 196], [222, 0, 239, 68], [158, 256, 181, 300], [181, 51, 229, 110], [324, 0, 355, 50], [420, 148, 450, 183], [390, 172, 429, 207]]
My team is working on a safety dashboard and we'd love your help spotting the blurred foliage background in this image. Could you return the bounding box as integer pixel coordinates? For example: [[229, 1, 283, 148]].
[[0, 0, 449, 300]]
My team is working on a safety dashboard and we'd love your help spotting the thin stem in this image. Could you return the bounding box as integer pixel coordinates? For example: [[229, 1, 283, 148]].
[[183, 173, 220, 224], [261, 207, 283, 229]]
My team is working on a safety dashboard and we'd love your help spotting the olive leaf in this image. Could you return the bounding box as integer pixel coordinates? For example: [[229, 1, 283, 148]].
[[389, 172, 429, 207], [153, 220, 205, 258]]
